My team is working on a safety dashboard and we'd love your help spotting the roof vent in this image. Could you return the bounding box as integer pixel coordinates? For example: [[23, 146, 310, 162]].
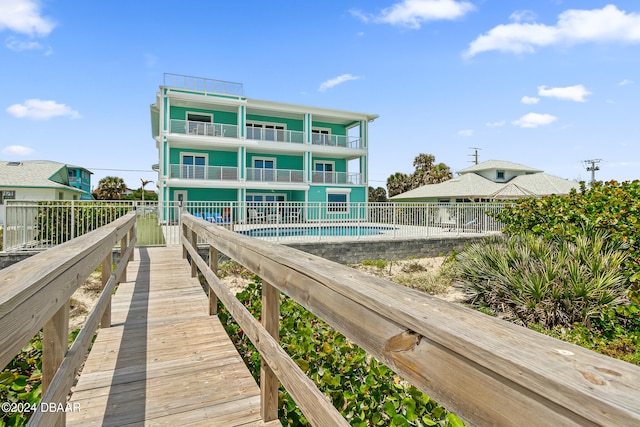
[[7, 161, 22, 166]]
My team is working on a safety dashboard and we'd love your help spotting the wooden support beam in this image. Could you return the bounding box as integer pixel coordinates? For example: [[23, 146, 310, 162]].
[[128, 227, 135, 261], [101, 251, 112, 328], [209, 245, 218, 315], [190, 229, 198, 278], [42, 301, 69, 427], [261, 281, 279, 422], [120, 235, 128, 283]]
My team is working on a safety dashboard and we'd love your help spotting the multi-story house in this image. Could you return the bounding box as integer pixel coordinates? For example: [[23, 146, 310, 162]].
[[67, 165, 93, 200], [150, 74, 378, 222]]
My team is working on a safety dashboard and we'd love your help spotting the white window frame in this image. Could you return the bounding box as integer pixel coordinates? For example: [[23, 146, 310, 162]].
[[311, 127, 331, 144], [246, 121, 287, 141], [313, 160, 335, 184], [180, 152, 208, 179], [186, 111, 213, 135], [251, 157, 277, 181], [326, 188, 350, 213]]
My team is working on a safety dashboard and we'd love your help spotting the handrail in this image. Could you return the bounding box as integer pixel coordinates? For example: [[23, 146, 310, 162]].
[[0, 212, 136, 426], [181, 212, 640, 426]]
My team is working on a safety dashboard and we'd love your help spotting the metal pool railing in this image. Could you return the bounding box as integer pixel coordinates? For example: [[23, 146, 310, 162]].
[[2, 201, 507, 251]]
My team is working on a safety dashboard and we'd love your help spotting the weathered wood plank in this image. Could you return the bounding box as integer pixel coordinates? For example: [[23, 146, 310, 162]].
[[183, 213, 640, 427], [66, 247, 279, 427]]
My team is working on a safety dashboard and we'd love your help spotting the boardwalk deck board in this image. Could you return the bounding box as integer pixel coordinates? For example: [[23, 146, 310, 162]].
[[67, 247, 281, 426]]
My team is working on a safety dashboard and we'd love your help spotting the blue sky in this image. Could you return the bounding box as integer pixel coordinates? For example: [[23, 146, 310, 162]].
[[1, 0, 639, 191]]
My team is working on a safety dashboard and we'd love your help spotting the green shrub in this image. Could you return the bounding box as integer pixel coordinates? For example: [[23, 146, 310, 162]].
[[456, 232, 629, 328], [362, 259, 388, 269], [218, 281, 464, 426]]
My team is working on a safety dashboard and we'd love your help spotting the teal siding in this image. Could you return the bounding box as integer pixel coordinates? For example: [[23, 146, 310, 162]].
[[246, 153, 303, 170], [169, 148, 237, 167], [170, 106, 237, 125], [246, 114, 303, 131], [170, 187, 237, 202], [311, 121, 347, 136]]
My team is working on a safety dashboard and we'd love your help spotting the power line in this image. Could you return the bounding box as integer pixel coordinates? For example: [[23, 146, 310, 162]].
[[468, 147, 481, 165]]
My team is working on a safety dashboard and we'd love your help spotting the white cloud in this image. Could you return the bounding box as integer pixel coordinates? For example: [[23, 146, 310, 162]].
[[351, 0, 475, 29], [486, 120, 506, 127], [509, 10, 537, 23], [318, 74, 360, 92], [538, 84, 591, 102], [618, 79, 633, 86], [512, 113, 558, 128], [465, 5, 640, 57], [2, 145, 34, 156], [0, 0, 55, 36], [6, 99, 81, 120], [521, 96, 540, 104], [457, 129, 473, 137], [5, 36, 42, 51]]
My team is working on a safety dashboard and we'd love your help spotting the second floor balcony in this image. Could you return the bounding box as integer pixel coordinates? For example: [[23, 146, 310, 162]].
[[170, 164, 238, 181], [246, 168, 304, 183], [312, 171, 362, 185], [168, 120, 364, 149]]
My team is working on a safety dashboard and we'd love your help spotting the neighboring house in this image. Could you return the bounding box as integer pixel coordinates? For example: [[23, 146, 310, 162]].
[[66, 164, 94, 200], [150, 73, 378, 221], [0, 160, 91, 224], [390, 160, 580, 202]]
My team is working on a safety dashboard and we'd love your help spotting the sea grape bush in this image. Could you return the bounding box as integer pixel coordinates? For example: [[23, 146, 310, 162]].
[[218, 282, 464, 427]]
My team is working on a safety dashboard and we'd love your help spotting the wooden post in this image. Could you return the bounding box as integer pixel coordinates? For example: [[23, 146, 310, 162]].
[[120, 235, 128, 283], [128, 227, 135, 261], [209, 245, 219, 315], [101, 251, 112, 328], [42, 301, 69, 427], [261, 281, 279, 422], [190, 229, 198, 278], [182, 223, 188, 259]]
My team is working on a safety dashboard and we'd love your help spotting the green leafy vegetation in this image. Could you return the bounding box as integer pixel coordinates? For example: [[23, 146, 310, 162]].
[[218, 281, 464, 426], [361, 259, 388, 269]]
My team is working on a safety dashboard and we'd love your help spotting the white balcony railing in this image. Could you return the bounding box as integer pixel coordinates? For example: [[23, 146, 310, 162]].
[[170, 164, 238, 181], [311, 134, 362, 149], [312, 172, 362, 185], [163, 73, 244, 96], [246, 168, 304, 183], [170, 120, 239, 139], [245, 127, 305, 144]]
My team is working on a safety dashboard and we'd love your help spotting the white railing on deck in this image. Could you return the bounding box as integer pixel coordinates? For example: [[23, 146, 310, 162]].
[[169, 164, 238, 181], [3, 201, 507, 250], [246, 168, 304, 183], [246, 127, 305, 144], [163, 73, 244, 96], [312, 171, 362, 185], [170, 119, 239, 139], [312, 133, 361, 149]]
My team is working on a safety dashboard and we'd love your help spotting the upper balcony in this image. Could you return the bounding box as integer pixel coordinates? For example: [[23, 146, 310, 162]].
[[168, 120, 364, 150]]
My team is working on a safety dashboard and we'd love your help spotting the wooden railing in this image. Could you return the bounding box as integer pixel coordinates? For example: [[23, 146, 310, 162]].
[[181, 212, 640, 427], [0, 212, 136, 427]]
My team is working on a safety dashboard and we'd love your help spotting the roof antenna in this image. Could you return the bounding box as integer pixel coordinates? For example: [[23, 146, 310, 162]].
[[468, 147, 481, 165]]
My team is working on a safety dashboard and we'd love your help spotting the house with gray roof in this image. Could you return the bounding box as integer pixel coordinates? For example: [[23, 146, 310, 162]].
[[0, 160, 91, 224], [390, 160, 580, 202]]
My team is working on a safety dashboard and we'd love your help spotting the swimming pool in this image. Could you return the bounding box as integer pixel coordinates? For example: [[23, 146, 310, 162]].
[[240, 225, 397, 238]]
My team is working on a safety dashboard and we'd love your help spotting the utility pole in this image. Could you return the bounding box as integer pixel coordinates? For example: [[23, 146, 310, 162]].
[[468, 147, 481, 165], [582, 159, 602, 184]]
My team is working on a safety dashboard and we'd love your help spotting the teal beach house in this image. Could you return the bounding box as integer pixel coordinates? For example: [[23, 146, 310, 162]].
[[150, 74, 378, 223]]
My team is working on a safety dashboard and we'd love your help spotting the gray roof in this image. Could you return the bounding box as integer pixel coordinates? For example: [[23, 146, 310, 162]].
[[457, 159, 543, 175], [0, 160, 83, 192], [391, 164, 580, 201]]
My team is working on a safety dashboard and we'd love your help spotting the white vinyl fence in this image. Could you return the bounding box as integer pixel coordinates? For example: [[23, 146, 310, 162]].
[[2, 201, 507, 251]]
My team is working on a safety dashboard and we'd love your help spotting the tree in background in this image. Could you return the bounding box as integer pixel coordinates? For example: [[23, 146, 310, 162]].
[[368, 186, 388, 202], [386, 172, 411, 198], [387, 153, 452, 197], [93, 176, 128, 200]]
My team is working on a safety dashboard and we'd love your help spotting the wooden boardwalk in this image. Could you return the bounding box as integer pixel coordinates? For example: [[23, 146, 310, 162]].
[[67, 247, 281, 427]]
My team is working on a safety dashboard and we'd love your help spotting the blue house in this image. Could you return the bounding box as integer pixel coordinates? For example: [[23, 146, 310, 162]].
[[150, 74, 377, 221]]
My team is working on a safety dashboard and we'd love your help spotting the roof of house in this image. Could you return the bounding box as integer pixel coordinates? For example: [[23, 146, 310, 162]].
[[0, 160, 85, 192], [457, 160, 543, 175], [391, 160, 580, 201]]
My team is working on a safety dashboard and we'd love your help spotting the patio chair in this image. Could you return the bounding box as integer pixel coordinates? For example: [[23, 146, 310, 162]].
[[437, 208, 457, 232], [213, 212, 231, 223], [284, 208, 301, 223], [247, 208, 265, 223]]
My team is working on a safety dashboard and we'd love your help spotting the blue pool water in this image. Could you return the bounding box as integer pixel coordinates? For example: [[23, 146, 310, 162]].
[[240, 225, 396, 238]]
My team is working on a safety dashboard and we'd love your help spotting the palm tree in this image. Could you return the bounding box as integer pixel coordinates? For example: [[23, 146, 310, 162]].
[[386, 172, 411, 197], [140, 179, 153, 202], [94, 176, 128, 200]]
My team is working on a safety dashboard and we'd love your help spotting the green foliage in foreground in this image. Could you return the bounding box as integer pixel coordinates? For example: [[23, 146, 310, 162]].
[[219, 282, 464, 427], [456, 232, 629, 328]]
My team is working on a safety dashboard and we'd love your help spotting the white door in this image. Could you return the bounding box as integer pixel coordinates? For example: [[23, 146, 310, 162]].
[[174, 191, 188, 223]]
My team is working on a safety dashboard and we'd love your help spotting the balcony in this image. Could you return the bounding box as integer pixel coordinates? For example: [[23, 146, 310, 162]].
[[311, 134, 362, 149], [246, 127, 304, 144], [312, 172, 362, 185], [163, 73, 244, 96], [246, 168, 304, 183], [170, 164, 238, 181], [170, 120, 239, 139]]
